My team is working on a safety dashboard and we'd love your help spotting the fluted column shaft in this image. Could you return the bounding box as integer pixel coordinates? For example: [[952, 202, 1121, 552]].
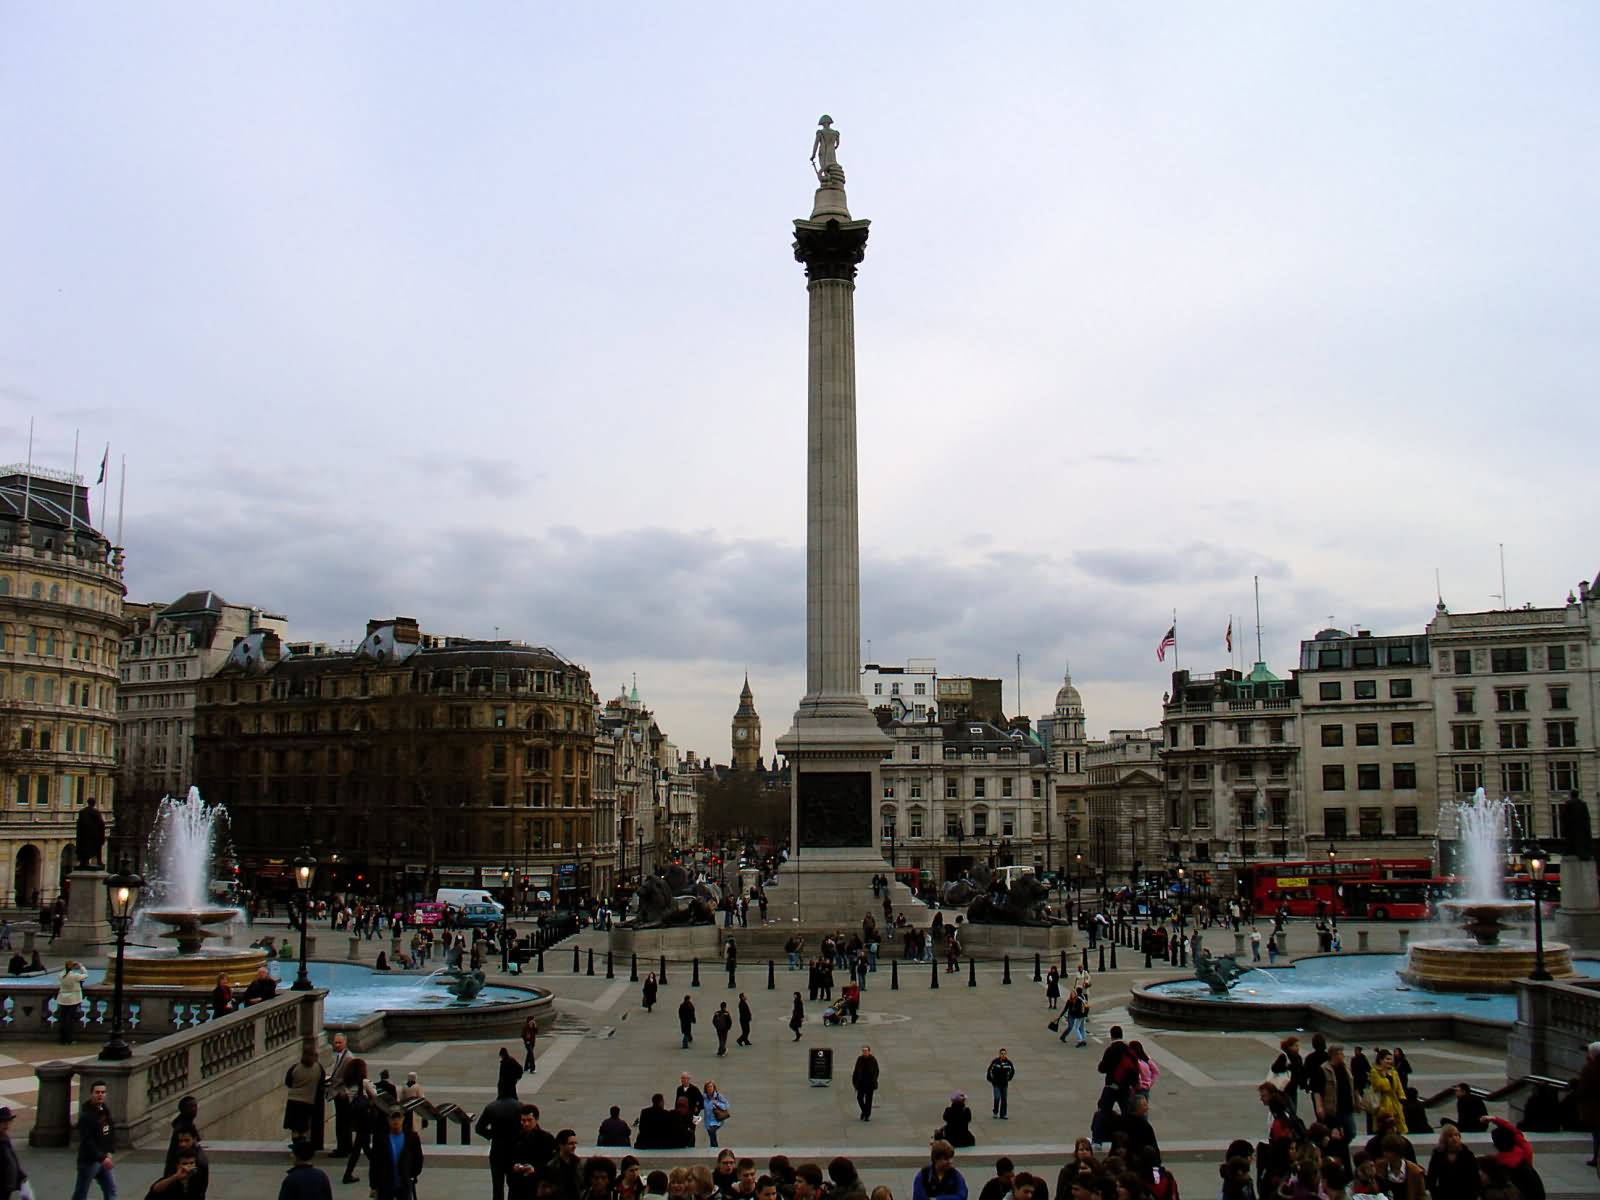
[[806, 275, 861, 700]]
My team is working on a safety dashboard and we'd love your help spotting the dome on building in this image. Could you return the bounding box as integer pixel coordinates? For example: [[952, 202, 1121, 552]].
[[1054, 667, 1083, 714], [354, 623, 422, 664], [225, 630, 291, 673]]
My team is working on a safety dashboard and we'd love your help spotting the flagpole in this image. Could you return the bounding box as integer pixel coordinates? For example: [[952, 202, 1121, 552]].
[[70, 430, 80, 529], [1254, 576, 1264, 664], [115, 455, 127, 548], [1172, 607, 1179, 673], [96, 442, 109, 529], [22, 418, 34, 520]]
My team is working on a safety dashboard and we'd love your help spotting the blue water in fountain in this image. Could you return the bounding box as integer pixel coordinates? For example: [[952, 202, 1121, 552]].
[[1147, 954, 1600, 1020]]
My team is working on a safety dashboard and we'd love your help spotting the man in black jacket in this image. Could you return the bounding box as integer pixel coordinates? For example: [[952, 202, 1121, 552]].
[[674, 1073, 704, 1121], [851, 1046, 880, 1121], [475, 1089, 530, 1200], [632, 1095, 675, 1150], [73, 1080, 117, 1200], [712, 1002, 734, 1056], [736, 993, 754, 1047], [678, 996, 696, 1048], [369, 1107, 424, 1200], [986, 1048, 1016, 1119], [0, 1107, 28, 1200], [507, 1106, 556, 1200], [277, 1141, 333, 1200], [543, 1128, 582, 1200]]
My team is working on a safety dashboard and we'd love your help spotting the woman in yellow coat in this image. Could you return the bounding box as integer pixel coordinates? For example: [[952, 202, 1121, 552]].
[[1368, 1047, 1408, 1134]]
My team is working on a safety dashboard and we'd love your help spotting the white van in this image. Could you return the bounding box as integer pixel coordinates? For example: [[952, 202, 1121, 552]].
[[435, 888, 505, 914], [992, 865, 1036, 889]]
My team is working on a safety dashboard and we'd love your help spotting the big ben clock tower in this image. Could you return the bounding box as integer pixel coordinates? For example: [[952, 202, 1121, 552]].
[[732, 675, 762, 772]]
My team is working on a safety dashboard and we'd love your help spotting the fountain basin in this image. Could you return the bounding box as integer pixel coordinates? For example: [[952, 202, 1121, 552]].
[[1435, 899, 1533, 946], [143, 908, 244, 955], [1402, 937, 1575, 992], [115, 945, 269, 989]]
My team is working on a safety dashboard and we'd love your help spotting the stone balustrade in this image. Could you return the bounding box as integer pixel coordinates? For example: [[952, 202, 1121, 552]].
[[30, 989, 325, 1149], [0, 982, 247, 1042], [1505, 974, 1600, 1121]]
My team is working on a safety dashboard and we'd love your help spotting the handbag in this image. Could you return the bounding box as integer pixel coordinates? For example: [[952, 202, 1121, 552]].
[[711, 1103, 729, 1121], [1047, 1018, 1061, 1032]]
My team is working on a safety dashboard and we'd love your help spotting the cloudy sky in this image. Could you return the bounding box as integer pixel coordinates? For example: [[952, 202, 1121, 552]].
[[4, 4, 1597, 763]]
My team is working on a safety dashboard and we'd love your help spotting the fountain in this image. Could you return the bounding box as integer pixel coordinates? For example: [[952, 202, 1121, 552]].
[[114, 788, 268, 989], [1400, 789, 1574, 991]]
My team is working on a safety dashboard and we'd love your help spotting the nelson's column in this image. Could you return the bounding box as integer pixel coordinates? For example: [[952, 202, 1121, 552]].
[[774, 116, 908, 923]]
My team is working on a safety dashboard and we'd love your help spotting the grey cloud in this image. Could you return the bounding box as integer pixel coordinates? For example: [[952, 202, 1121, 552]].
[[1073, 543, 1290, 588]]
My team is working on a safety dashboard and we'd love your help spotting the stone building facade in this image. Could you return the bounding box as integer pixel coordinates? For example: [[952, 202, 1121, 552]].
[[1426, 587, 1598, 865], [1083, 728, 1164, 894], [192, 618, 603, 906], [1294, 628, 1437, 862], [118, 591, 286, 861], [1160, 663, 1304, 895], [0, 466, 126, 905], [876, 715, 1050, 882], [1038, 669, 1089, 883]]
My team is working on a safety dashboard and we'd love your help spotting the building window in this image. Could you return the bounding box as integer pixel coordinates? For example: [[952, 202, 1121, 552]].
[[881, 810, 896, 841], [1002, 811, 1015, 837], [1001, 777, 1013, 798], [911, 744, 921, 760], [1269, 760, 1287, 778], [1490, 647, 1529, 673], [1268, 720, 1287, 743], [914, 681, 926, 695], [1455, 689, 1475, 714], [873, 683, 882, 695], [1549, 685, 1569, 711], [1236, 721, 1253, 745], [1237, 760, 1254, 779], [1359, 807, 1383, 837], [1324, 808, 1348, 838], [1032, 779, 1042, 799], [1352, 645, 1377, 668], [1239, 798, 1257, 828], [1500, 761, 1531, 795], [1354, 680, 1377, 700], [1322, 765, 1346, 791], [1356, 724, 1379, 747], [910, 781, 923, 799], [882, 783, 895, 799], [1549, 760, 1577, 793], [1270, 793, 1288, 826], [1319, 682, 1341, 701], [1321, 725, 1343, 747], [1390, 643, 1414, 665], [1168, 796, 1182, 827], [1193, 797, 1210, 828], [1388, 678, 1412, 699], [1391, 722, 1414, 745], [1392, 806, 1419, 837], [1495, 688, 1528, 712], [1451, 723, 1482, 751], [1192, 724, 1207, 747], [946, 780, 958, 800], [972, 810, 988, 837], [1548, 645, 1567, 671], [1453, 649, 1472, 675], [1498, 722, 1529, 750], [1454, 761, 1485, 795], [1547, 721, 1577, 748], [1393, 762, 1417, 789], [973, 779, 986, 799], [492, 745, 508, 771], [909, 812, 923, 838], [1357, 764, 1380, 790], [1319, 648, 1343, 668], [1192, 764, 1209, 782]]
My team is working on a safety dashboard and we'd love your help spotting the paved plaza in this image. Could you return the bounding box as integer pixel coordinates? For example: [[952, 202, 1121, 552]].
[[2, 919, 1595, 1197]]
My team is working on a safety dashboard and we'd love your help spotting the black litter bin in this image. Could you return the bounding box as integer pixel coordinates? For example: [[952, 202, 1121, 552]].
[[808, 1046, 833, 1087]]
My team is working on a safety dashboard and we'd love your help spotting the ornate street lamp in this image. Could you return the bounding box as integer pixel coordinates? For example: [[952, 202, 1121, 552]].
[[99, 861, 144, 1061], [1525, 842, 1551, 981], [291, 847, 316, 992]]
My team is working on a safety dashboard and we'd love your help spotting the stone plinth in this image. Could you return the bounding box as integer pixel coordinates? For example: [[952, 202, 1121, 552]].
[[956, 923, 1076, 955], [55, 869, 110, 952], [1554, 855, 1600, 950]]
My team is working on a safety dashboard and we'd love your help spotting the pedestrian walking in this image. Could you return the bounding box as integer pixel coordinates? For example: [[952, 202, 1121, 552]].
[[1044, 966, 1060, 1010], [369, 1106, 424, 1200], [283, 1043, 324, 1147], [521, 1015, 539, 1073], [277, 1140, 333, 1200], [71, 1079, 117, 1200], [1060, 986, 1089, 1047], [1250, 928, 1262, 962], [712, 1002, 733, 1056], [339, 1058, 381, 1185], [324, 1033, 355, 1156], [642, 972, 658, 1013], [789, 992, 805, 1041], [498, 1046, 524, 1098], [985, 1048, 1015, 1119], [474, 1090, 535, 1200], [852, 1045, 880, 1121], [0, 1106, 28, 1200], [736, 992, 753, 1047], [702, 1081, 730, 1148], [678, 996, 696, 1049]]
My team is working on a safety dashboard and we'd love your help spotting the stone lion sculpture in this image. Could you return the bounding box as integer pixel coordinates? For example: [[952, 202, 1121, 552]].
[[632, 863, 718, 928], [965, 870, 1063, 926]]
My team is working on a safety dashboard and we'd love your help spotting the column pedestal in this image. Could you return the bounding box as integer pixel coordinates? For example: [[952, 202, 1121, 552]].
[[56, 870, 111, 952], [1554, 855, 1600, 950]]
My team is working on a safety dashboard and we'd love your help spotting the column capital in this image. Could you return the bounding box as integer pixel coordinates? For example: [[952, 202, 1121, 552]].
[[793, 217, 870, 283]]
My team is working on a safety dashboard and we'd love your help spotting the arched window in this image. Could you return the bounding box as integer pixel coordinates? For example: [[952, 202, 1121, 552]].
[[0, 577, 9, 595], [49, 584, 60, 602], [43, 679, 55, 703], [74, 588, 83, 605], [43, 632, 56, 657], [22, 676, 35, 700], [30, 582, 42, 599]]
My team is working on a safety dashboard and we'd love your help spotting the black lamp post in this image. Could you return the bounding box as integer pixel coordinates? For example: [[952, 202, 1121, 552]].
[[291, 846, 316, 992], [1526, 842, 1552, 981], [1074, 851, 1083, 906], [501, 865, 514, 972], [99, 861, 144, 1061]]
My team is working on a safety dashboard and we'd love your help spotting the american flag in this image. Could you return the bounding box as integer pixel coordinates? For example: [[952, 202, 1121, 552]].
[[1156, 625, 1176, 662]]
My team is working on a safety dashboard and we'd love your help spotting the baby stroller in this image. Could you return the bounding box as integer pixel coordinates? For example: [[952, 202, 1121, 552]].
[[821, 1005, 845, 1026]]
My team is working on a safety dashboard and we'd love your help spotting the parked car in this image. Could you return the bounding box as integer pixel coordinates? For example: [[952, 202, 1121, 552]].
[[456, 902, 505, 928], [411, 902, 448, 927]]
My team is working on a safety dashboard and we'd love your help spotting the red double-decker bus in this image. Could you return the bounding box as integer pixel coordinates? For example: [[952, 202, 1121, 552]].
[[1244, 857, 1433, 918]]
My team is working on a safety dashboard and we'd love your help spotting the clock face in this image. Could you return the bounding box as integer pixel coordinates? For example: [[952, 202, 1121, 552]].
[[735, 728, 748, 741]]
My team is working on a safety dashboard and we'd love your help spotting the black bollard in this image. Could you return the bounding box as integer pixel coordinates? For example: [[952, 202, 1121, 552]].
[[573, 945, 580, 973], [606, 950, 614, 979], [587, 948, 595, 976], [767, 960, 776, 990], [660, 955, 668, 984], [630, 953, 639, 982], [1003, 955, 1012, 984], [1098, 944, 1106, 973], [1033, 952, 1042, 982], [692, 958, 701, 987], [890, 960, 899, 990], [537, 947, 545, 973], [1060, 949, 1068, 974], [968, 958, 977, 987], [1179, 939, 1188, 968], [1081, 946, 1090, 971], [1144, 945, 1152, 969], [931, 958, 939, 989], [1110, 942, 1118, 970]]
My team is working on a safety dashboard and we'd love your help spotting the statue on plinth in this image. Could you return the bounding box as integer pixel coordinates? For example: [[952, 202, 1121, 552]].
[[811, 115, 845, 186], [960, 865, 1067, 927], [631, 863, 718, 928], [1561, 791, 1593, 860], [74, 797, 106, 870]]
